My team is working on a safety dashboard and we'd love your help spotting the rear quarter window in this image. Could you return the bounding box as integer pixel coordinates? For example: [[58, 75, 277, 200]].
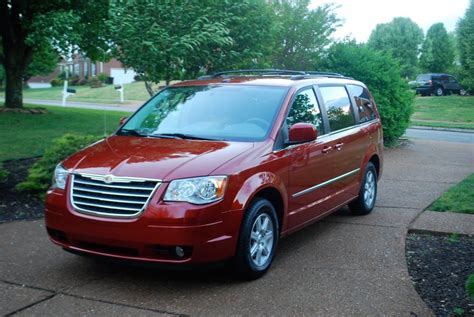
[[347, 85, 376, 123]]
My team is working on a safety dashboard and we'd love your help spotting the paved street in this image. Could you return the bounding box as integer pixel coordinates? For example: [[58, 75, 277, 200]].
[[1, 138, 473, 316], [405, 127, 474, 144]]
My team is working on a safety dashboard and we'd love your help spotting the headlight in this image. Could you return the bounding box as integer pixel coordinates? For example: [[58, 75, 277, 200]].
[[164, 176, 227, 204], [52, 164, 68, 190]]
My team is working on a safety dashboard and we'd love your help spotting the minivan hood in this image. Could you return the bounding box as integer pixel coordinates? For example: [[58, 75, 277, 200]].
[[63, 136, 254, 181]]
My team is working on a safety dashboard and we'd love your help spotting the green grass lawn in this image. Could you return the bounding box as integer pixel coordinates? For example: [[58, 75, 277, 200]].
[[430, 174, 474, 214], [411, 95, 474, 129], [0, 105, 128, 161], [0, 81, 152, 104]]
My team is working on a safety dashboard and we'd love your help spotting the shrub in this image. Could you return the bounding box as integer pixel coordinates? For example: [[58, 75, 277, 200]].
[[78, 79, 89, 86], [322, 41, 414, 145], [467, 274, 474, 300], [17, 134, 100, 193], [50, 78, 64, 87], [69, 75, 80, 86], [0, 162, 8, 183], [89, 77, 103, 88], [97, 73, 108, 83]]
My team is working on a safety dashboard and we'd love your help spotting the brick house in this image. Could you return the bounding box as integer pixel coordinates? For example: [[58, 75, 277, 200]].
[[28, 54, 136, 88]]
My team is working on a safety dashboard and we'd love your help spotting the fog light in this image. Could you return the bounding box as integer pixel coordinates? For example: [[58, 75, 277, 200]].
[[175, 246, 185, 258]]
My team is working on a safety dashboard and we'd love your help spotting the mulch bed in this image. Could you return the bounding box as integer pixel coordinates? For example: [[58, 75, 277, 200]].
[[406, 232, 474, 316], [0, 158, 44, 223]]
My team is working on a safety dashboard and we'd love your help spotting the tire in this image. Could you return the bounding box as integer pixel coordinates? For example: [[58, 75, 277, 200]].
[[234, 198, 279, 279], [435, 87, 444, 96], [460, 89, 467, 96], [349, 162, 377, 216]]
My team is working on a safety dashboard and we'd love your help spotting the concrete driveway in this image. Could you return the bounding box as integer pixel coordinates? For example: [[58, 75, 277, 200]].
[[1, 138, 473, 316]]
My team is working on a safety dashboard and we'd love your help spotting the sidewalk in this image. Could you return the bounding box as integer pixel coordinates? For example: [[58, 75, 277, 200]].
[[1, 138, 473, 316]]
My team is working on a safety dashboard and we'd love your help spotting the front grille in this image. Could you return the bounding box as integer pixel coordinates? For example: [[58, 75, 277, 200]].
[[70, 173, 160, 217]]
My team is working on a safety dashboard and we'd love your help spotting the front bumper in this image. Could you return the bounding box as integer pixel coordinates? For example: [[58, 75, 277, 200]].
[[44, 184, 244, 264]]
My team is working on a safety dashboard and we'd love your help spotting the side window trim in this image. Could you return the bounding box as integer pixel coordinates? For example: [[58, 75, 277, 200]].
[[313, 85, 330, 134], [315, 83, 356, 134], [285, 86, 325, 135]]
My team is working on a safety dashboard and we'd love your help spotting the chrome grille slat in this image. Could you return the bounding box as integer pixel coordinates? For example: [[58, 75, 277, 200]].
[[74, 200, 142, 211], [73, 193, 147, 205], [71, 174, 161, 218], [73, 186, 151, 197], [74, 179, 156, 190]]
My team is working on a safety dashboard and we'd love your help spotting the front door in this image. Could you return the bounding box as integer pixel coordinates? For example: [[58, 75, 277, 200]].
[[286, 87, 336, 229]]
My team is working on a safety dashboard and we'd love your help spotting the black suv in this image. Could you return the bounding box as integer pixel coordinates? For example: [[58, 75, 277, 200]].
[[411, 73, 467, 96]]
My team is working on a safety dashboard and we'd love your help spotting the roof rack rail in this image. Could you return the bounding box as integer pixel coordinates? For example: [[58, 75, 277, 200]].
[[196, 69, 352, 80], [208, 69, 307, 78], [305, 71, 344, 77]]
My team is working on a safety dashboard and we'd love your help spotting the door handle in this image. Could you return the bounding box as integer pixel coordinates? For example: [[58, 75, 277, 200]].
[[322, 146, 332, 154], [335, 143, 344, 151]]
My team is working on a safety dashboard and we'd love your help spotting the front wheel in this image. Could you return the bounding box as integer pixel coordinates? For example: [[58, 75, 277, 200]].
[[234, 198, 279, 279], [349, 162, 377, 215], [435, 87, 444, 96]]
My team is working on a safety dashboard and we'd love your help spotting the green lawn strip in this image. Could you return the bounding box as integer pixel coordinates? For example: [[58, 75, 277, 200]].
[[410, 120, 474, 130], [412, 96, 474, 125], [430, 174, 474, 214], [0, 104, 128, 161], [0, 81, 151, 104]]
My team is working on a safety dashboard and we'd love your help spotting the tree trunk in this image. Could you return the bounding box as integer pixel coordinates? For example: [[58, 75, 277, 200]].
[[4, 67, 24, 108]]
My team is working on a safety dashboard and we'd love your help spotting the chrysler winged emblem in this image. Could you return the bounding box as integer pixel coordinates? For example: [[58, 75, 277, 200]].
[[104, 175, 114, 184]]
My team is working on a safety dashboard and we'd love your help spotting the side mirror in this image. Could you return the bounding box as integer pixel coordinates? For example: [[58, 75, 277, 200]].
[[288, 123, 317, 144], [119, 116, 128, 125]]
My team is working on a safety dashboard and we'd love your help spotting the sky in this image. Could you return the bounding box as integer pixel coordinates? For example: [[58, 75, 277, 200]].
[[309, 0, 470, 42]]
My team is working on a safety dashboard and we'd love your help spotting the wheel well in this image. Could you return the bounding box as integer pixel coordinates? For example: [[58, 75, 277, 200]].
[[254, 187, 284, 231], [369, 155, 380, 177]]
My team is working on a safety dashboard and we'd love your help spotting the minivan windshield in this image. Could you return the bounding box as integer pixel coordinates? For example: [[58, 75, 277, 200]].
[[118, 85, 288, 141]]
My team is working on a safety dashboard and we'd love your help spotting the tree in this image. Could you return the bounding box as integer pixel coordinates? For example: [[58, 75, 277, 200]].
[[322, 41, 414, 145], [201, 1, 275, 73], [420, 23, 454, 73], [24, 44, 59, 82], [368, 17, 424, 79], [269, 0, 339, 70], [457, 0, 474, 92], [0, 1, 109, 108], [109, 1, 275, 96]]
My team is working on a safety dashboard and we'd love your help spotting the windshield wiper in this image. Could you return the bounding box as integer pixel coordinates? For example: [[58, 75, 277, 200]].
[[150, 133, 221, 141], [117, 129, 146, 137]]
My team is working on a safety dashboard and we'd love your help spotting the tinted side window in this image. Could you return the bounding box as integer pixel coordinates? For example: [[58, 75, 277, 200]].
[[286, 88, 324, 135], [319, 86, 355, 132], [347, 85, 376, 123], [449, 76, 457, 83]]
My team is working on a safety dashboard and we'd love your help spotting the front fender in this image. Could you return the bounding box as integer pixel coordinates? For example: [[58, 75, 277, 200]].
[[231, 172, 288, 226]]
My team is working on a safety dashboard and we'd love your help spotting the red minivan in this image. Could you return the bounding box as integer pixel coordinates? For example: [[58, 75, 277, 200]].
[[45, 70, 383, 279]]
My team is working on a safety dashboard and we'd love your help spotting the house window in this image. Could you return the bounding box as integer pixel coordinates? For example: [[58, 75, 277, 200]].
[[73, 64, 80, 76], [91, 63, 97, 76], [84, 60, 89, 78]]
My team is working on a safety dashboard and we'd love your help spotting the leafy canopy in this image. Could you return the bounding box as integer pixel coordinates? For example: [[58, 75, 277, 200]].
[[322, 41, 414, 145], [109, 1, 228, 95], [457, 0, 474, 91], [368, 17, 424, 79], [420, 23, 455, 73], [269, 0, 339, 70]]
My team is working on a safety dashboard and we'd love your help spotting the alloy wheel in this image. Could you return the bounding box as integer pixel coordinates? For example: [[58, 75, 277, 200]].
[[249, 213, 274, 267], [363, 170, 376, 208]]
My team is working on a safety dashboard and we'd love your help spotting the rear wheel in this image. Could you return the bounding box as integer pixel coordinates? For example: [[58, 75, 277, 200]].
[[234, 198, 279, 279], [435, 87, 444, 96], [349, 162, 377, 215], [460, 89, 467, 96]]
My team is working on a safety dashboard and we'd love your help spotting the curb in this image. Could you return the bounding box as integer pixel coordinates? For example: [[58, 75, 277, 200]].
[[409, 126, 474, 134]]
